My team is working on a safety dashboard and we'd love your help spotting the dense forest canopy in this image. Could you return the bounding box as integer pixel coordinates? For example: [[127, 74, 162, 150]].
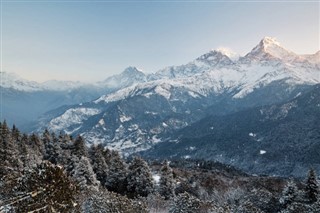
[[0, 121, 319, 212]]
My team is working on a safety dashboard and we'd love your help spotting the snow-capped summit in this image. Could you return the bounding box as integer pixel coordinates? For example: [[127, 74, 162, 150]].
[[150, 49, 237, 80], [216, 47, 240, 61], [100, 66, 147, 89], [36, 37, 320, 154], [0, 71, 91, 92], [0, 71, 43, 92], [241, 37, 298, 64], [196, 50, 235, 66]]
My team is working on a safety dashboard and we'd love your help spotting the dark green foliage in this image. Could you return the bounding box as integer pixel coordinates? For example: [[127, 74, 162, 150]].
[[3, 161, 78, 213], [0, 121, 22, 178], [159, 160, 175, 199], [105, 151, 127, 194], [69, 156, 99, 189], [280, 180, 298, 208], [127, 156, 154, 198], [73, 135, 88, 158], [1, 122, 319, 213], [81, 189, 148, 213], [305, 169, 319, 203], [42, 131, 62, 164], [169, 192, 204, 213], [90, 144, 108, 186]]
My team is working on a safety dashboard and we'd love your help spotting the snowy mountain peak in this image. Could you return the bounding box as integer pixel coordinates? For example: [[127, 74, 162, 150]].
[[196, 49, 234, 66], [100, 66, 147, 89], [242, 36, 297, 63], [216, 47, 240, 61], [260, 36, 281, 48], [122, 66, 144, 75], [0, 71, 43, 91]]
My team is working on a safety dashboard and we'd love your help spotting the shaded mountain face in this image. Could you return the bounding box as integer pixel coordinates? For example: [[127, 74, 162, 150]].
[[34, 37, 320, 158], [142, 84, 320, 177]]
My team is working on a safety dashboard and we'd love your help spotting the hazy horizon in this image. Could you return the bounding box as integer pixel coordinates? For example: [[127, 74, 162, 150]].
[[1, 1, 319, 82]]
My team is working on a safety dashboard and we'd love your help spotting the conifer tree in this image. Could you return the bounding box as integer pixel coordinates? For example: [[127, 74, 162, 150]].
[[280, 180, 298, 208], [0, 121, 21, 177], [90, 144, 108, 186], [169, 192, 202, 213], [11, 124, 21, 141], [73, 135, 88, 158], [105, 151, 127, 194], [12, 161, 78, 212], [70, 156, 99, 189], [306, 169, 319, 203], [159, 160, 175, 199], [126, 156, 154, 197]]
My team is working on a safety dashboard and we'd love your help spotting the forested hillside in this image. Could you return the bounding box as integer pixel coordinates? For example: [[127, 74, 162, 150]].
[[0, 121, 319, 212]]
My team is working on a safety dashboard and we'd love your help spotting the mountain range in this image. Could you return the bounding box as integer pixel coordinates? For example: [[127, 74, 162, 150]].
[[1, 36, 319, 176], [0, 66, 148, 128], [142, 84, 320, 177]]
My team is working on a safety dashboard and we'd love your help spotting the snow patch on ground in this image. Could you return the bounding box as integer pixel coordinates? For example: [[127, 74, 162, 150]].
[[152, 174, 161, 184], [162, 122, 168, 127], [152, 135, 161, 143], [120, 114, 132, 123], [260, 150, 267, 155], [155, 84, 171, 99], [98, 119, 105, 126], [249, 132, 256, 137], [49, 108, 100, 132]]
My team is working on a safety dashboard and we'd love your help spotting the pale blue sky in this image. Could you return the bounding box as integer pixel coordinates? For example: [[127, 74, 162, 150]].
[[1, 1, 319, 82]]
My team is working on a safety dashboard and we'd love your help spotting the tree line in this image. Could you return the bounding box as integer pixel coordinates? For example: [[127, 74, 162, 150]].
[[0, 120, 319, 212]]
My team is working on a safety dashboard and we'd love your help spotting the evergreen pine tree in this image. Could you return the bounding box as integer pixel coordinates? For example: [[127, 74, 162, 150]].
[[18, 133, 30, 169], [169, 192, 202, 213], [66, 136, 99, 189], [70, 155, 100, 189], [305, 169, 319, 203], [0, 122, 21, 177], [126, 156, 154, 197], [11, 124, 21, 141], [12, 161, 78, 212], [105, 151, 127, 194], [73, 135, 88, 158], [280, 180, 298, 208], [29, 133, 45, 157], [90, 144, 108, 186], [159, 160, 175, 199]]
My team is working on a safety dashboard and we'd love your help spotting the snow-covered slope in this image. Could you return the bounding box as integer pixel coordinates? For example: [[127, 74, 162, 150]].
[[241, 37, 298, 63], [0, 72, 90, 92], [303, 51, 320, 65], [0, 72, 43, 92], [99, 66, 147, 89], [1, 67, 152, 127], [36, 37, 320, 153]]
